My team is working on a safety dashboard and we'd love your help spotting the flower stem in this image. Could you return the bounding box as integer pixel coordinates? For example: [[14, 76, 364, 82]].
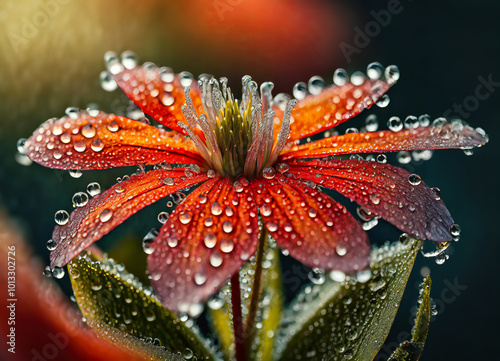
[[231, 272, 246, 361], [244, 227, 268, 350]]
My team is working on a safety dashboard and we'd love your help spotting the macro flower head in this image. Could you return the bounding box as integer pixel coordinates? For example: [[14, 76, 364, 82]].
[[23, 51, 488, 313]]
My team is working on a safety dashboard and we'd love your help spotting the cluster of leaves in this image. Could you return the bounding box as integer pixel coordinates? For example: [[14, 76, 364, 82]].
[[68, 238, 431, 360]]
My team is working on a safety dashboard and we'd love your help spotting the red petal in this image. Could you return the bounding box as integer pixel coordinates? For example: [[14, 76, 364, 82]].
[[284, 78, 393, 142], [281, 123, 489, 160], [51, 169, 209, 268], [25, 111, 203, 170], [112, 64, 204, 134], [0, 211, 144, 361], [288, 160, 454, 242], [148, 177, 259, 313], [251, 175, 369, 273]]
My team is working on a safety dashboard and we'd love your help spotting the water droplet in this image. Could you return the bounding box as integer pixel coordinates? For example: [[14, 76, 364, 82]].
[[210, 251, 223, 267], [163, 177, 174, 185], [262, 167, 275, 179], [194, 273, 207, 286], [65, 107, 80, 119], [179, 212, 192, 224], [370, 194, 380, 205], [46, 239, 57, 251], [308, 208, 317, 218], [260, 204, 272, 217], [182, 348, 194, 360], [69, 268, 80, 279], [336, 245, 347, 256], [68, 170, 82, 179], [367, 62, 384, 80], [418, 114, 431, 127], [384, 65, 400, 84], [431, 187, 441, 200], [404, 115, 419, 129], [17, 138, 27, 154], [157, 211, 169, 224], [179, 71, 194, 87], [233, 181, 243, 192], [87, 182, 101, 196], [72, 192, 89, 207], [376, 154, 387, 163], [329, 270, 346, 282], [293, 82, 308, 100], [308, 269, 326, 285], [308, 76, 325, 95], [43, 266, 52, 277], [52, 267, 65, 279], [266, 221, 278, 232], [107, 121, 119, 132], [204, 233, 217, 248], [365, 114, 378, 132], [73, 140, 86, 153], [387, 116, 403, 131], [207, 169, 216, 178], [350, 71, 365, 86], [204, 218, 213, 227], [222, 221, 233, 233], [333, 68, 349, 86], [60, 132, 71, 144], [99, 71, 118, 91], [345, 127, 359, 134], [211, 202, 222, 216], [99, 208, 113, 222], [220, 239, 234, 253], [276, 163, 290, 173], [159, 67, 175, 82], [376, 94, 390, 108], [91, 138, 104, 152], [54, 210, 69, 225], [408, 174, 422, 186], [397, 151, 411, 164], [120, 50, 137, 69], [356, 269, 372, 283], [450, 223, 461, 238], [81, 123, 96, 138]]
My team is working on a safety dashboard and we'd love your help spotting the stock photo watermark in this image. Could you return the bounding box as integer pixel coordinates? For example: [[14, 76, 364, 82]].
[[7, 0, 71, 55], [340, 0, 413, 63], [443, 74, 500, 119]]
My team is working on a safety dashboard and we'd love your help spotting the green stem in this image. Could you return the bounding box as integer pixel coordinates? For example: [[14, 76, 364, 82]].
[[244, 227, 268, 352], [231, 272, 246, 361]]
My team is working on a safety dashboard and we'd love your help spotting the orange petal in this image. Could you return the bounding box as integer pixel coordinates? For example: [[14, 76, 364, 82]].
[[281, 122, 489, 160], [289, 160, 454, 243], [112, 63, 204, 134], [0, 210, 144, 361], [251, 175, 369, 273], [25, 110, 203, 170], [51, 169, 209, 268], [149, 176, 259, 313], [285, 78, 393, 141]]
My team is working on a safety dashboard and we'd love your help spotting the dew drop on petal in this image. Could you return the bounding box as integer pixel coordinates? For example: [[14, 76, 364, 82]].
[[336, 245, 347, 257], [179, 212, 192, 224], [404, 115, 419, 129], [266, 221, 278, 232], [207, 170, 216, 178], [204, 233, 217, 248], [376, 94, 390, 108], [163, 177, 174, 186], [179, 71, 194, 87], [387, 116, 403, 131], [107, 121, 119, 132], [431, 187, 441, 200], [69, 170, 82, 178], [262, 167, 276, 179], [46, 239, 57, 251], [333, 68, 349, 86], [204, 218, 213, 227], [99, 71, 118, 92], [369, 194, 380, 205], [74, 140, 87, 153], [65, 107, 80, 119], [350, 71, 365, 86], [91, 138, 104, 152], [220, 239, 234, 253], [194, 273, 207, 286], [397, 151, 411, 164], [87, 182, 101, 196], [120, 50, 138, 69], [54, 210, 69, 225], [260, 204, 272, 217], [211, 202, 222, 216], [81, 124, 96, 138], [222, 221, 233, 233], [99, 208, 113, 222], [450, 223, 461, 237], [210, 251, 223, 267], [284, 223, 293, 232], [308, 76, 325, 95], [385, 65, 400, 84], [365, 114, 378, 132], [367, 62, 384, 80], [308, 208, 317, 218], [408, 174, 422, 186], [72, 192, 89, 207], [293, 82, 308, 100], [276, 163, 290, 173], [60, 132, 71, 144]]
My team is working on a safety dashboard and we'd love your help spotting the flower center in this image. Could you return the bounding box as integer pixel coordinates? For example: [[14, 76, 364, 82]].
[[179, 76, 296, 179]]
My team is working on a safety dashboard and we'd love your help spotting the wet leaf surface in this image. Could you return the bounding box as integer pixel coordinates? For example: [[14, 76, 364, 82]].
[[68, 252, 216, 360], [387, 275, 432, 361], [276, 239, 421, 361]]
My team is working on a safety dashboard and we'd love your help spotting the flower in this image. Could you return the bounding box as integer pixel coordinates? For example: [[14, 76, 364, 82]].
[[24, 52, 488, 313]]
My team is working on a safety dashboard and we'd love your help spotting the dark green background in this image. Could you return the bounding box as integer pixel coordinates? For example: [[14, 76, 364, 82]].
[[1, 0, 498, 359]]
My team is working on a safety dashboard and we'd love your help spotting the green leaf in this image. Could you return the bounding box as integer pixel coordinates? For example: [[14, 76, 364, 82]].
[[387, 275, 432, 361], [68, 252, 216, 361], [276, 239, 421, 361]]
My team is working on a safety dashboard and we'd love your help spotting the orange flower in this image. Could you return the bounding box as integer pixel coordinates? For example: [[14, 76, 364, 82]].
[[24, 52, 487, 313]]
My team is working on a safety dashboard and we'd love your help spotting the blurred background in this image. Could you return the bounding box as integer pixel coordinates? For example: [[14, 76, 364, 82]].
[[0, 0, 498, 359]]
